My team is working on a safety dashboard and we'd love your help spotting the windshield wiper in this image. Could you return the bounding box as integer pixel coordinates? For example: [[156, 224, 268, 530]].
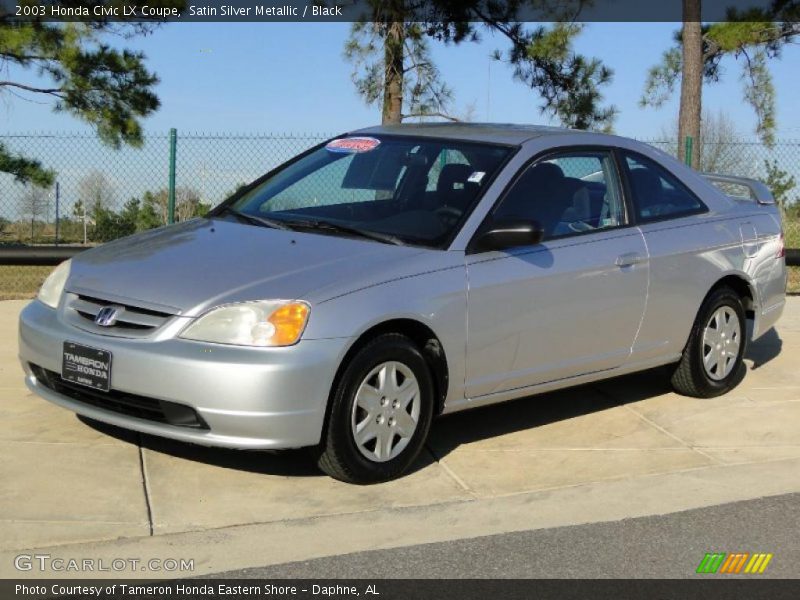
[[216, 206, 293, 231], [286, 219, 406, 246]]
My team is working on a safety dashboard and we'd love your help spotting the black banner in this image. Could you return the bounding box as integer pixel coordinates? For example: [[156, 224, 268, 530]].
[[3, 0, 798, 23], [3, 579, 800, 600]]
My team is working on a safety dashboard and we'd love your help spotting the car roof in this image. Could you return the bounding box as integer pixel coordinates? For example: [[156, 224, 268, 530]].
[[350, 123, 582, 146]]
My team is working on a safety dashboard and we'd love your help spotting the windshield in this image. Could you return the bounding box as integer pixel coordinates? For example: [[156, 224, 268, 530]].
[[227, 135, 512, 247]]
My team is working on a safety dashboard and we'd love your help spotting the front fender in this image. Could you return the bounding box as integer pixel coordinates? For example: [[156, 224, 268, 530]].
[[304, 263, 468, 406]]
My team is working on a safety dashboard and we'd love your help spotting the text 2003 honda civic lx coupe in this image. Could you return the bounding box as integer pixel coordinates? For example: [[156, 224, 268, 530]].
[[19, 124, 787, 483]]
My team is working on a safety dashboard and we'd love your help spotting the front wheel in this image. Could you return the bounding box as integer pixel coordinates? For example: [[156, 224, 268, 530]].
[[671, 287, 747, 398], [317, 333, 434, 484]]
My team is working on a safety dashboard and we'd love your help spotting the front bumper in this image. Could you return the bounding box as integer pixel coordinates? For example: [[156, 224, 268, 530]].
[[18, 300, 347, 449]]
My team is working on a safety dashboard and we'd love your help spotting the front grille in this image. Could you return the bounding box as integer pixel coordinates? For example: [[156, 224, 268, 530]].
[[64, 293, 173, 337], [31, 365, 208, 430]]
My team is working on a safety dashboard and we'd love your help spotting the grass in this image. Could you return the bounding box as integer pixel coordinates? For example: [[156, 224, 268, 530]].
[[1, 264, 798, 301], [0, 266, 54, 300], [786, 224, 800, 250], [782, 216, 799, 294], [789, 266, 800, 294]]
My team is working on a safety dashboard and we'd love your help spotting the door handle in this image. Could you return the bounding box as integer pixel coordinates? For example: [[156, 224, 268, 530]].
[[615, 252, 646, 267]]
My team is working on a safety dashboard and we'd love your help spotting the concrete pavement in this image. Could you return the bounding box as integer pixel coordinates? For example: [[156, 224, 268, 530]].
[[1, 298, 799, 578]]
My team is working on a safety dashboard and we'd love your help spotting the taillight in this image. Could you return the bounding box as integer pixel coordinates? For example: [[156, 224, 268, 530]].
[[777, 232, 785, 259]]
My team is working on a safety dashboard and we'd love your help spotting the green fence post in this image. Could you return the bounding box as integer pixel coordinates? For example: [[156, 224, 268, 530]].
[[168, 128, 177, 224], [684, 135, 694, 168], [54, 182, 60, 246]]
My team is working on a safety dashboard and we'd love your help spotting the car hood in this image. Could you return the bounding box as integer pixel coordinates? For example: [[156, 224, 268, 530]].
[[66, 218, 435, 316]]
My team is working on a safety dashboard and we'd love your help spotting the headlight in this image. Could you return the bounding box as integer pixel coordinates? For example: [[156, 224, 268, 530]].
[[179, 300, 310, 347], [37, 259, 71, 309]]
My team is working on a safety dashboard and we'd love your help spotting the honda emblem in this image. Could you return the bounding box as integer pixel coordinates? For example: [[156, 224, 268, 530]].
[[94, 306, 119, 327]]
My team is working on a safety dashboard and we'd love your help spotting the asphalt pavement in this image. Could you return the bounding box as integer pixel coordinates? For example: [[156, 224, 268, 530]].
[[217, 493, 800, 579]]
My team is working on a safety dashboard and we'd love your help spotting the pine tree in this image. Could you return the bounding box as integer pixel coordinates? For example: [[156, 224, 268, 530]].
[[344, 1, 616, 130], [0, 4, 179, 184], [641, 0, 800, 165]]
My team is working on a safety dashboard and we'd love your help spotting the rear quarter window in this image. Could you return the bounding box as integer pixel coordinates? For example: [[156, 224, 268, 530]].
[[623, 153, 707, 222]]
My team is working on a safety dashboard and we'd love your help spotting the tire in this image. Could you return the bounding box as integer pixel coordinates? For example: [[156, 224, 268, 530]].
[[671, 286, 747, 398], [317, 333, 435, 484]]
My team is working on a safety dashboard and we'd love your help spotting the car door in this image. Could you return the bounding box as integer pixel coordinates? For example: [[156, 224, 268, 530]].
[[464, 149, 649, 398], [618, 151, 717, 362]]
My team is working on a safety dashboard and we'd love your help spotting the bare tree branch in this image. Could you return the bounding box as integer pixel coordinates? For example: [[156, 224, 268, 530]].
[[402, 111, 460, 122], [0, 81, 64, 97]]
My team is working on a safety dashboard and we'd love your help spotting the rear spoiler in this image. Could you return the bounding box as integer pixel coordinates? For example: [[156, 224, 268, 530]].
[[703, 173, 776, 205]]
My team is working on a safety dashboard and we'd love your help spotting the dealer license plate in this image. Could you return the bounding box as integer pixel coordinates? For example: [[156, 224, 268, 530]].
[[61, 341, 112, 392]]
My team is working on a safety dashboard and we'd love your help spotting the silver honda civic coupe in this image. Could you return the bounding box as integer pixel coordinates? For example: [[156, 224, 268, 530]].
[[19, 124, 786, 483]]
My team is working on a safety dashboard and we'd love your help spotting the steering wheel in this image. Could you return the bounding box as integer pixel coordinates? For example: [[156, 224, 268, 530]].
[[434, 206, 463, 227], [568, 221, 594, 233]]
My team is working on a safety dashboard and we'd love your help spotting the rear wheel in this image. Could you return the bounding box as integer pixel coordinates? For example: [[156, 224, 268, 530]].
[[671, 287, 747, 398], [317, 333, 434, 484]]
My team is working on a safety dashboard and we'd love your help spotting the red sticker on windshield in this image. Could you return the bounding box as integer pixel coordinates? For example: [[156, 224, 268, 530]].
[[326, 137, 381, 153]]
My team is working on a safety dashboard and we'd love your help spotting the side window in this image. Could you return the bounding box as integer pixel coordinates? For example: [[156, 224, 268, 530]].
[[623, 153, 706, 222], [492, 151, 625, 241]]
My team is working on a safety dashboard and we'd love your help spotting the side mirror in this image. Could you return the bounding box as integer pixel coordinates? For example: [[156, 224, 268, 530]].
[[474, 219, 544, 252]]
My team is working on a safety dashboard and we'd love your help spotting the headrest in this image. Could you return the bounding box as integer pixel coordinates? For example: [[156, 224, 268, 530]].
[[437, 164, 475, 194], [521, 162, 566, 194], [531, 162, 565, 181]]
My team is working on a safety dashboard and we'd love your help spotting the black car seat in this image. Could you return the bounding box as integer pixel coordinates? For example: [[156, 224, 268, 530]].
[[629, 168, 663, 217], [559, 177, 593, 229], [494, 162, 569, 237], [436, 164, 477, 213]]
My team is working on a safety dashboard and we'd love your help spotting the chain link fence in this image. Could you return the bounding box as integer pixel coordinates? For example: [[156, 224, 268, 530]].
[[1, 132, 798, 298], [0, 131, 332, 298], [648, 138, 800, 297]]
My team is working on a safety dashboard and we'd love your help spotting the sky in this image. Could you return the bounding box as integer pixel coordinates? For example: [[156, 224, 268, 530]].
[[3, 22, 800, 140]]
